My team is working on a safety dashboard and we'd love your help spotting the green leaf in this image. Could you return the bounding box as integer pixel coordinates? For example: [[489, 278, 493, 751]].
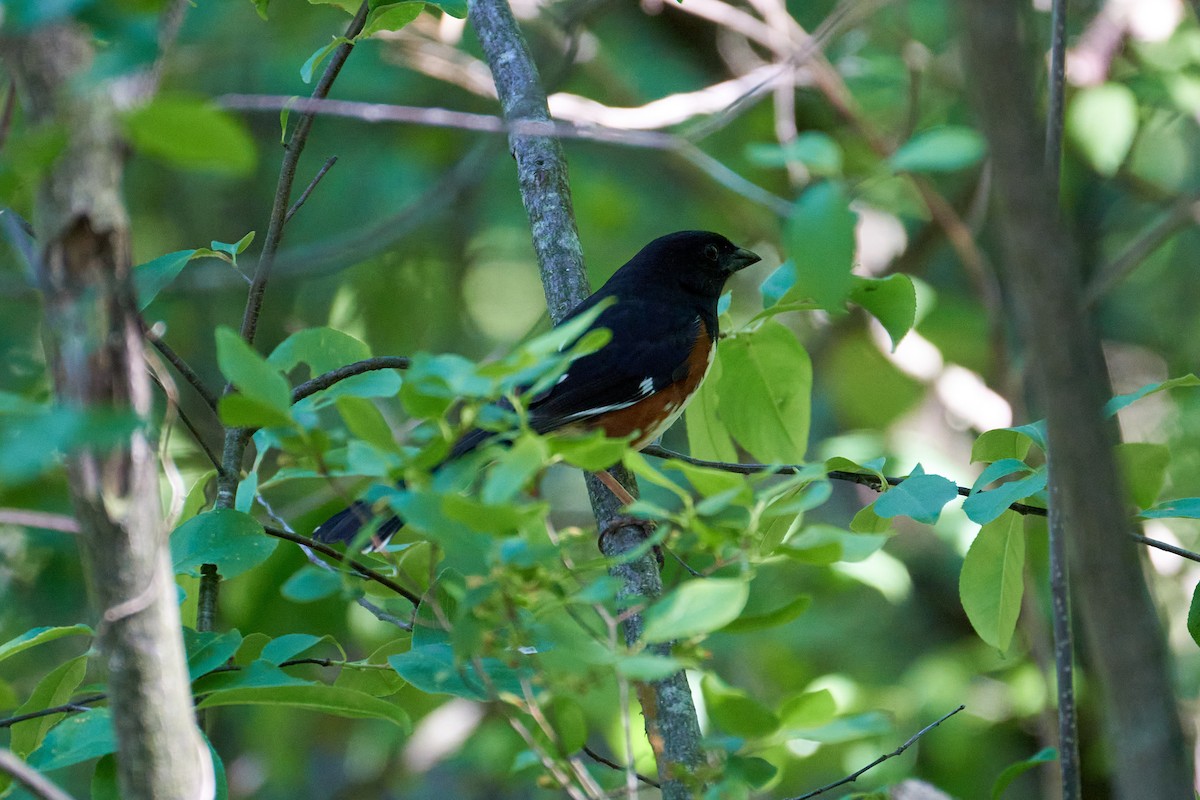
[[192, 660, 313, 693], [746, 131, 843, 176], [960, 511, 1024, 651], [780, 689, 837, 729], [0, 625, 92, 664], [185, 628, 244, 679], [363, 2, 423, 35], [171, 509, 277, 579], [269, 327, 372, 375], [1188, 583, 1200, 648], [261, 633, 324, 665], [28, 708, 115, 772], [196, 684, 410, 729], [874, 466, 959, 525], [9, 656, 88, 758], [991, 748, 1057, 799], [791, 711, 891, 742], [217, 394, 293, 429], [1117, 442, 1169, 510], [643, 578, 750, 643], [549, 698, 588, 754], [210, 231, 255, 261], [702, 674, 780, 738], [133, 249, 197, 308], [685, 353, 738, 462], [1141, 497, 1200, 519], [215, 327, 291, 412], [727, 755, 777, 789], [971, 429, 1033, 463], [963, 469, 1046, 525], [849, 274, 916, 349], [780, 524, 887, 564], [718, 558, 813, 633], [301, 38, 350, 84], [424, 0, 467, 17], [251, 0, 270, 19], [122, 95, 256, 176], [546, 429, 628, 471], [1105, 374, 1200, 416], [389, 644, 525, 700], [91, 754, 119, 800], [782, 181, 857, 312], [890, 125, 986, 173], [612, 654, 690, 681], [282, 566, 342, 602], [336, 397, 397, 451], [715, 322, 812, 463], [481, 434, 547, 504], [1067, 83, 1138, 177]]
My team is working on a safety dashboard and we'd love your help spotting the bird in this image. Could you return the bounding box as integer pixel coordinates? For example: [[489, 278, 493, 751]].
[[313, 230, 761, 547]]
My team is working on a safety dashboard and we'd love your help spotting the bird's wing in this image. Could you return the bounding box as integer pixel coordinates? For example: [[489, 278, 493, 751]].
[[527, 300, 703, 432]]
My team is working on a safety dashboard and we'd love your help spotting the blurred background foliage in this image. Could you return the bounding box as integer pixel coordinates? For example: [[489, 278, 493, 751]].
[[3, 0, 1200, 797]]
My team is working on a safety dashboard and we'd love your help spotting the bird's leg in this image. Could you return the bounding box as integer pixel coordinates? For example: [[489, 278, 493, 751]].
[[592, 469, 637, 506], [592, 470, 664, 567]]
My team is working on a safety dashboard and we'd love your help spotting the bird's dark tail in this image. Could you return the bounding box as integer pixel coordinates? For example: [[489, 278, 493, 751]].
[[312, 425, 501, 547], [312, 499, 406, 548]]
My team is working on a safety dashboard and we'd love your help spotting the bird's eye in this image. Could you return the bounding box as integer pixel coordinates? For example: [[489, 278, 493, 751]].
[[704, 244, 719, 261]]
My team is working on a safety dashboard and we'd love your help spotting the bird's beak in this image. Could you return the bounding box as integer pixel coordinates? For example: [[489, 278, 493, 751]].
[[725, 246, 761, 273]]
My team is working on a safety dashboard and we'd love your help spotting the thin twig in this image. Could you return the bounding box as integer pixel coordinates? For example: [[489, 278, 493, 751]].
[[1130, 533, 1200, 564], [1083, 194, 1200, 307], [0, 509, 80, 533], [356, 597, 415, 630], [217, 94, 792, 215], [236, 7, 367, 349], [284, 155, 338, 224], [292, 355, 412, 403], [216, 1, 370, 513], [142, 321, 219, 411], [261, 523, 421, 606], [581, 746, 660, 789], [786, 705, 966, 800], [641, 445, 1200, 562], [0, 749, 77, 800], [0, 695, 106, 729], [0, 82, 16, 153]]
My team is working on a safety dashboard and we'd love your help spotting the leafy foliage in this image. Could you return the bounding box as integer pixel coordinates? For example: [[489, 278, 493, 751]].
[[6, 1, 1200, 799]]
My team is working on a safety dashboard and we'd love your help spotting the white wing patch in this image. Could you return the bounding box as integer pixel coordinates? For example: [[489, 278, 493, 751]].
[[555, 373, 658, 424]]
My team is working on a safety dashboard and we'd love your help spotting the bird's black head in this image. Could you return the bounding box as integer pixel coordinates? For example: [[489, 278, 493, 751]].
[[615, 230, 761, 300]]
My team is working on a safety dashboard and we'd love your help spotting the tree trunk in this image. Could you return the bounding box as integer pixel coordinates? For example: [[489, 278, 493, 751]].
[[958, 3, 1193, 797], [4, 24, 213, 800]]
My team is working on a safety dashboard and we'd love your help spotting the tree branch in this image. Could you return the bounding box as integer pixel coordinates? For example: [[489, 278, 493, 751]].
[[960, 2, 1191, 797], [786, 705, 966, 800], [0, 749, 77, 800], [291, 355, 412, 403], [208, 3, 370, 639], [3, 25, 211, 799], [466, 1, 705, 795], [261, 524, 422, 606], [216, 2, 370, 508]]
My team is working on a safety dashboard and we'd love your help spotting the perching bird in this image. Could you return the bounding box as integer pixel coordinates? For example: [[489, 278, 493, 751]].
[[313, 230, 760, 546]]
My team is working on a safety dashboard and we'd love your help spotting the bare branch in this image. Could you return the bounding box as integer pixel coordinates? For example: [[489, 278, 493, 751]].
[[291, 355, 412, 403], [0, 509, 80, 533], [0, 749, 77, 800], [285, 155, 338, 225], [261, 523, 422, 606], [786, 705, 966, 800], [217, 94, 792, 215]]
